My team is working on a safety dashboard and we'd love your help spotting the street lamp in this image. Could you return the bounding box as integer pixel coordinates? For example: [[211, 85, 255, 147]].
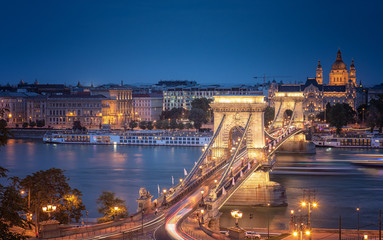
[[231, 209, 243, 228], [267, 203, 271, 239], [301, 200, 318, 236], [114, 206, 119, 220], [200, 209, 205, 224], [357, 207, 360, 239], [42, 204, 57, 219], [200, 190, 205, 204]]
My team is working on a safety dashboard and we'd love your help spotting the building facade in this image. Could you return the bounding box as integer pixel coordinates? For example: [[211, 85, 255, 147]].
[[269, 50, 358, 121], [163, 85, 262, 110], [133, 93, 163, 121]]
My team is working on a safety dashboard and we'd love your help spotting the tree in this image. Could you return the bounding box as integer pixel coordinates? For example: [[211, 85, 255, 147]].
[[147, 121, 154, 130], [191, 98, 211, 113], [170, 119, 178, 130], [0, 108, 12, 148], [72, 121, 85, 131], [191, 98, 212, 121], [29, 121, 36, 128], [264, 106, 275, 128], [36, 119, 45, 128], [96, 191, 128, 223], [160, 108, 189, 120], [139, 121, 147, 130], [185, 122, 193, 129], [0, 167, 29, 240], [154, 120, 163, 129], [55, 189, 86, 224], [188, 108, 207, 130], [129, 121, 138, 130], [316, 112, 325, 122], [178, 122, 184, 130], [162, 120, 170, 130], [20, 168, 85, 225], [327, 103, 356, 134]]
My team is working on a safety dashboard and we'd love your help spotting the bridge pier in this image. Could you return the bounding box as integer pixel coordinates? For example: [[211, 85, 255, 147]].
[[224, 170, 287, 207], [276, 133, 316, 154]]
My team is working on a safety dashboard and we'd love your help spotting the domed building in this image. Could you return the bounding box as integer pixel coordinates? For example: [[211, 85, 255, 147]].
[[328, 50, 356, 86], [269, 50, 358, 121]]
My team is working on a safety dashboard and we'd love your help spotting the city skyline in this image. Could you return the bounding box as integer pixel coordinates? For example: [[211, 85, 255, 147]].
[[1, 0, 383, 87]]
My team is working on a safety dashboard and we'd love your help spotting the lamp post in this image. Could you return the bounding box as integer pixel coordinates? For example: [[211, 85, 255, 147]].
[[200, 190, 204, 206], [42, 204, 57, 219], [267, 203, 270, 239], [114, 206, 119, 220], [231, 209, 243, 228], [21, 188, 32, 220], [301, 197, 317, 239], [200, 209, 205, 224], [357, 207, 360, 240]]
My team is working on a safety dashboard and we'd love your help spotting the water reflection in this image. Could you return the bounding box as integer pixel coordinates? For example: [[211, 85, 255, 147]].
[[220, 148, 383, 230], [2, 139, 383, 229]]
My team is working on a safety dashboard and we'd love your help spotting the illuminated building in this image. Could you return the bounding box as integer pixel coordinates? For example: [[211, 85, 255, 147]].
[[269, 50, 358, 121], [163, 85, 262, 110], [133, 93, 163, 121]]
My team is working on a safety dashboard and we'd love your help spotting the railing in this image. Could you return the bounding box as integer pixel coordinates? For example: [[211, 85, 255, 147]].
[[183, 115, 226, 186]]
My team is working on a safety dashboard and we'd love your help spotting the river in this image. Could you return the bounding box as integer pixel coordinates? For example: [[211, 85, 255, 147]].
[[1, 139, 383, 230]]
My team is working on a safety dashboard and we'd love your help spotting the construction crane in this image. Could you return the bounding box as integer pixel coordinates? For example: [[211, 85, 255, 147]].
[[253, 74, 291, 86]]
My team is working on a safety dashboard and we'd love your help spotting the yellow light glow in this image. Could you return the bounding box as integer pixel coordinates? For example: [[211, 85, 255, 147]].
[[8, 113, 12, 118], [114, 206, 119, 211], [313, 202, 318, 208], [213, 95, 265, 104], [42, 207, 47, 212], [293, 232, 298, 237], [301, 202, 306, 207], [201, 209, 204, 214], [179, 178, 183, 182], [364, 235, 368, 239], [163, 189, 167, 193], [290, 210, 294, 214], [305, 230, 310, 236]]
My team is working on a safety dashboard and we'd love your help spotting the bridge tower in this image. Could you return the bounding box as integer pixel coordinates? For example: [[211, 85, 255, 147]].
[[272, 92, 304, 128], [210, 95, 268, 163]]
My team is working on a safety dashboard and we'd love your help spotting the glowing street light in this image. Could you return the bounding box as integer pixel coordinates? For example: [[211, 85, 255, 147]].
[[230, 209, 243, 228], [42, 204, 57, 218]]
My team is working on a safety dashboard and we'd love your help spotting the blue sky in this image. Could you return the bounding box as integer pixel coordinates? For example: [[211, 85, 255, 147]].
[[0, 0, 382, 87]]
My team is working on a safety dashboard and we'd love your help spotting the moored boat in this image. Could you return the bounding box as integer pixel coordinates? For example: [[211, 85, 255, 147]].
[[43, 130, 212, 147]]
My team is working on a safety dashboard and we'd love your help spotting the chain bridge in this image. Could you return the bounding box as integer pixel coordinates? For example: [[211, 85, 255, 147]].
[[155, 94, 307, 239], [62, 94, 307, 240]]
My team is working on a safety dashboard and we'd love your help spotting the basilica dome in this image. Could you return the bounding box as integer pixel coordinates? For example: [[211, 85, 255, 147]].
[[331, 49, 347, 70]]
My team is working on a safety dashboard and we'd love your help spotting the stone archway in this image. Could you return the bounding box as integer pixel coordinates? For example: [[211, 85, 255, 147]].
[[272, 92, 304, 128], [210, 95, 267, 163]]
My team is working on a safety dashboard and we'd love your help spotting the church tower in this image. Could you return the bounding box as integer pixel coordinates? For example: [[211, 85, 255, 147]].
[[316, 60, 323, 84], [329, 49, 349, 85], [349, 59, 356, 86]]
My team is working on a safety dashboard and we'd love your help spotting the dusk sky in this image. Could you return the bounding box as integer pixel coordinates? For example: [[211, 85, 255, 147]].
[[1, 0, 382, 87]]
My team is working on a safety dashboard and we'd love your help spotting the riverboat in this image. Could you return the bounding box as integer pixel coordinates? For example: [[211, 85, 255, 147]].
[[43, 130, 212, 147], [312, 134, 383, 148]]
